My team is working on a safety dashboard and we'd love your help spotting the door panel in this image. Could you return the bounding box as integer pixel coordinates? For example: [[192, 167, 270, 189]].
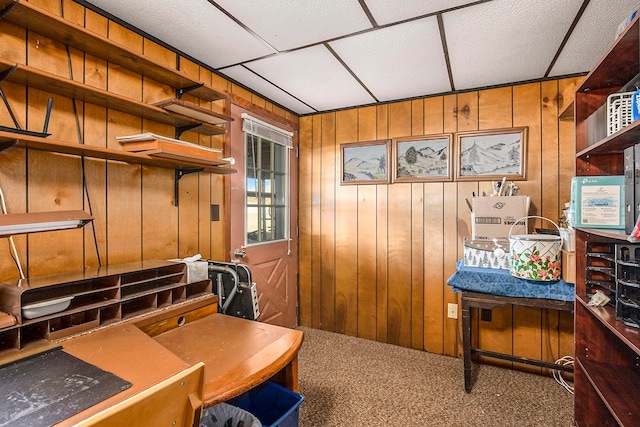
[[229, 104, 298, 328]]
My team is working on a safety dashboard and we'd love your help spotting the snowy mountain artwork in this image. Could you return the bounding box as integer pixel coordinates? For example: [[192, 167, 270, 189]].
[[341, 140, 390, 184], [394, 135, 451, 181], [457, 128, 527, 180]]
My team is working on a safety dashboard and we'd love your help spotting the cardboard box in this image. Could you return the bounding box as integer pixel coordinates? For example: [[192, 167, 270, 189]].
[[561, 249, 575, 284], [471, 196, 530, 240], [571, 176, 625, 229]]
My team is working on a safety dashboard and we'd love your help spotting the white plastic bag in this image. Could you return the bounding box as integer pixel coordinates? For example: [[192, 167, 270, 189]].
[[200, 402, 261, 427]]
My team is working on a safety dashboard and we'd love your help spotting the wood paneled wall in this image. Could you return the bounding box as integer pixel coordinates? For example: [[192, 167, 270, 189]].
[[0, 0, 296, 282], [298, 78, 580, 363]]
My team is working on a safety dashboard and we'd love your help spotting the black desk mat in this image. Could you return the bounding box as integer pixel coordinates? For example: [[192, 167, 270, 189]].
[[0, 347, 131, 427]]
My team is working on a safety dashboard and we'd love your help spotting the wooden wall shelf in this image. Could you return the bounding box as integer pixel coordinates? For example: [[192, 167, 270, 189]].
[[154, 98, 234, 125], [0, 130, 237, 175], [0, 0, 226, 102], [0, 60, 226, 137]]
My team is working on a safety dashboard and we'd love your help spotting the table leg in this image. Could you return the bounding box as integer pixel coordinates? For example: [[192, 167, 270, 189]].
[[462, 297, 472, 393]]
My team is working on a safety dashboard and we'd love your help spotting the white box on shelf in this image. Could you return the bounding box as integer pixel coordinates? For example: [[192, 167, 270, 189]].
[[471, 196, 530, 241], [169, 258, 209, 284]]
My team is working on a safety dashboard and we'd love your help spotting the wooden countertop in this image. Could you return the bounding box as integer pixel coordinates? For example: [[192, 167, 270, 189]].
[[153, 312, 304, 407], [58, 324, 193, 426]]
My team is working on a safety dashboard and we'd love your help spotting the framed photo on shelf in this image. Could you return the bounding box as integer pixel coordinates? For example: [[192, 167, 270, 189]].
[[340, 139, 391, 185], [455, 127, 528, 181], [392, 134, 453, 182]]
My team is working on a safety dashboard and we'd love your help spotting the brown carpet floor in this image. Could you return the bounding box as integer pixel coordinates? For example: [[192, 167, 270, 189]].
[[297, 326, 574, 426]]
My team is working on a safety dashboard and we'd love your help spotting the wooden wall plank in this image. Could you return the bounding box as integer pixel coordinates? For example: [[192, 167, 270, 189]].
[[320, 112, 336, 331], [355, 106, 378, 339], [540, 81, 560, 221], [376, 104, 389, 342], [298, 116, 313, 327], [442, 94, 458, 356], [334, 109, 358, 336], [387, 101, 412, 347], [411, 182, 424, 350], [310, 115, 323, 329]]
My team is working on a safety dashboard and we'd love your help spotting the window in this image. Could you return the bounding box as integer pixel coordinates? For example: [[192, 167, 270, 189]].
[[243, 114, 292, 245]]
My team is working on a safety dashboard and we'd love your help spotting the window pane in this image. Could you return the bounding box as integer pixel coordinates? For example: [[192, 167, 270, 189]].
[[247, 206, 259, 244], [274, 145, 286, 173], [245, 133, 289, 244], [274, 207, 286, 239], [274, 173, 286, 205]]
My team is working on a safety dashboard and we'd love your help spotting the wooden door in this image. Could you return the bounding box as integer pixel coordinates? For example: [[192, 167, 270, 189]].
[[229, 104, 298, 328]]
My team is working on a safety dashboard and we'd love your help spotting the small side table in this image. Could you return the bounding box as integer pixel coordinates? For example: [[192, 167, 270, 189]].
[[461, 290, 574, 393]]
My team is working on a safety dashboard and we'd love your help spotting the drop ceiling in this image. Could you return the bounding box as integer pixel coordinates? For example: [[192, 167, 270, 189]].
[[78, 0, 640, 116]]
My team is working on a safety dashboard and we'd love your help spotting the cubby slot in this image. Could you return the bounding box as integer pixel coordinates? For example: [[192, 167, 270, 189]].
[[121, 281, 160, 299], [48, 310, 100, 341], [173, 287, 187, 304], [121, 294, 157, 319], [121, 269, 160, 286], [0, 329, 18, 353], [20, 322, 48, 348], [186, 280, 212, 299], [100, 304, 121, 326], [157, 290, 173, 308]]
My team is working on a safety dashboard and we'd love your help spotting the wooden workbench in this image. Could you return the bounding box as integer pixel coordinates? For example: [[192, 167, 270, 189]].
[[1, 296, 303, 426]]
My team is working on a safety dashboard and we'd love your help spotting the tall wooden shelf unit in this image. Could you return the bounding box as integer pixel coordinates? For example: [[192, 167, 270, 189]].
[[573, 15, 640, 427]]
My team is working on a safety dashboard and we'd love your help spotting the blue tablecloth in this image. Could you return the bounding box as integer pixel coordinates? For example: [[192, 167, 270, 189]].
[[447, 260, 574, 301]]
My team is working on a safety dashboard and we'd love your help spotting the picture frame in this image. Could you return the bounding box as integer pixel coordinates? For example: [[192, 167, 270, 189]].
[[392, 134, 453, 182], [340, 139, 391, 185], [455, 127, 528, 181]]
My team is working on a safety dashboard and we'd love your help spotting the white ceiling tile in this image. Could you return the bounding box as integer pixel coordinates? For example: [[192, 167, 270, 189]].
[[214, 0, 373, 52], [244, 45, 377, 112], [220, 66, 316, 114], [443, 0, 584, 90], [549, 0, 640, 77], [364, 0, 478, 25], [85, 0, 274, 68], [330, 17, 451, 102]]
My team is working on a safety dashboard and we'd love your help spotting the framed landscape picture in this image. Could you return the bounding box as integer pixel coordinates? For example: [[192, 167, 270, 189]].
[[340, 139, 391, 185], [455, 127, 528, 181], [392, 134, 453, 182]]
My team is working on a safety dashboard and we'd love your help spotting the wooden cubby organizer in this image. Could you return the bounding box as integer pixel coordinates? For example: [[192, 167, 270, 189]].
[[573, 14, 640, 427], [0, 0, 236, 184], [0, 260, 212, 356]]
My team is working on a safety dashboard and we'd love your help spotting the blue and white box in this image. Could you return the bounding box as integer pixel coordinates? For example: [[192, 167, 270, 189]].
[[571, 176, 625, 229], [632, 89, 640, 122]]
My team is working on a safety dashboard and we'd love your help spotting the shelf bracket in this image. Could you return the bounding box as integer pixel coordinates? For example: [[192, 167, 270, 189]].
[[174, 168, 203, 207], [176, 83, 204, 99], [0, 85, 52, 138], [175, 123, 201, 139], [0, 1, 18, 21]]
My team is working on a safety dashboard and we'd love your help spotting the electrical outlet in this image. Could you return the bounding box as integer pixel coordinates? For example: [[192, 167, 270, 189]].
[[447, 303, 458, 319]]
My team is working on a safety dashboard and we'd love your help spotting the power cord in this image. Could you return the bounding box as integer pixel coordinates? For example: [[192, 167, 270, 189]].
[[553, 355, 574, 394]]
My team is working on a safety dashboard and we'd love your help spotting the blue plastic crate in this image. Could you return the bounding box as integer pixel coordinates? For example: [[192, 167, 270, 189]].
[[228, 382, 304, 427]]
